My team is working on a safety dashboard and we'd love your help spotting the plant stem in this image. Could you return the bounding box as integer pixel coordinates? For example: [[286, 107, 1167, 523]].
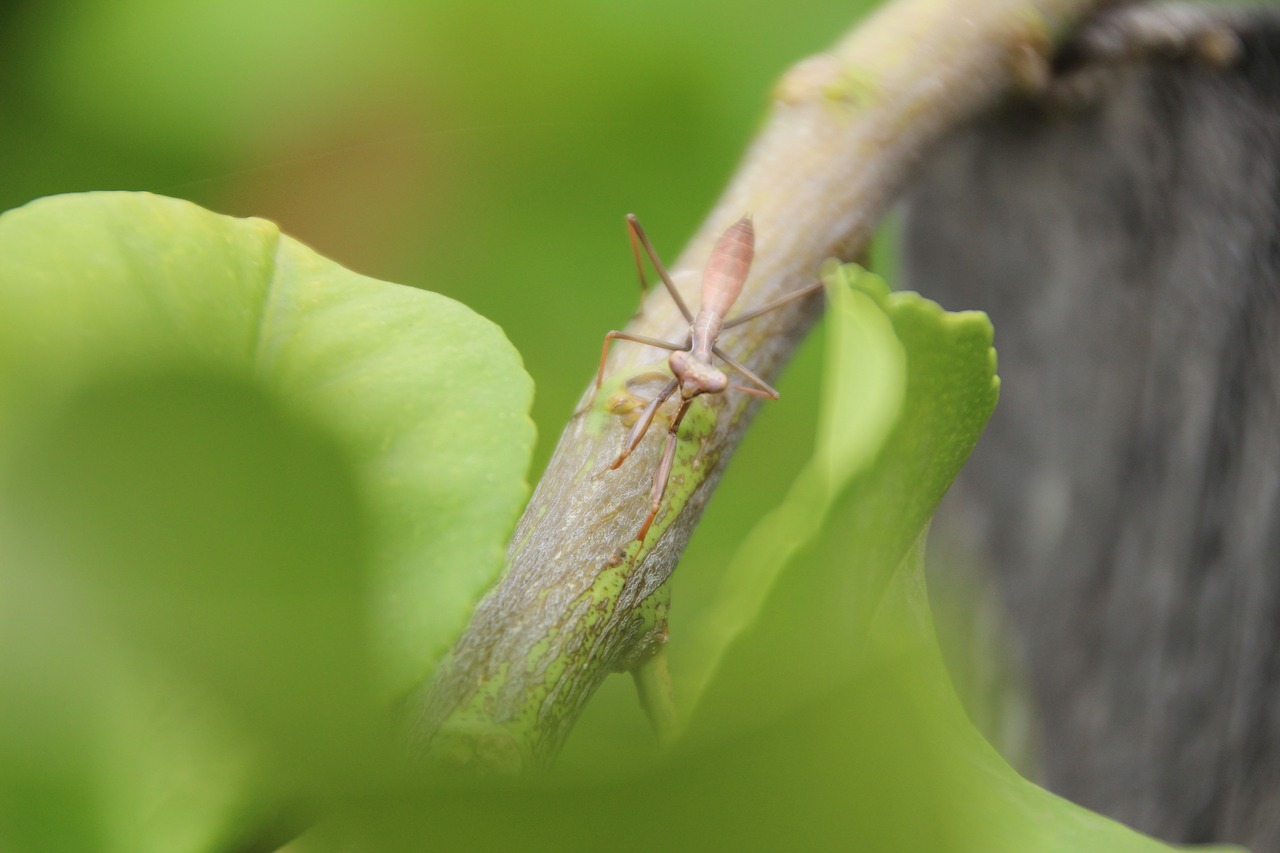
[[633, 643, 678, 748], [415, 0, 1104, 770]]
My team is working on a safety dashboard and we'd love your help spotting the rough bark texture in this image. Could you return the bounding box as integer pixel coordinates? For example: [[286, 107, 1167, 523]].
[[904, 8, 1280, 849]]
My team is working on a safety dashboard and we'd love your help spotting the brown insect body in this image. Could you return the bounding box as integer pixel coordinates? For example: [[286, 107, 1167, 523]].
[[666, 217, 754, 400], [692, 216, 755, 356], [587, 214, 823, 542]]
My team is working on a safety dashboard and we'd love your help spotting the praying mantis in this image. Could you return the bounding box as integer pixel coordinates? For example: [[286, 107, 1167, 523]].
[[587, 214, 825, 542]]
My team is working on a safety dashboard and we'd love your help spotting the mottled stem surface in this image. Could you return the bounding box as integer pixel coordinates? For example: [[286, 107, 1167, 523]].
[[417, 0, 1104, 770]]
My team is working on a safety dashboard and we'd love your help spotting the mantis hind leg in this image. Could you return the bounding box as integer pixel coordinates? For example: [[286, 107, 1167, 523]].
[[712, 345, 780, 399], [721, 279, 825, 329]]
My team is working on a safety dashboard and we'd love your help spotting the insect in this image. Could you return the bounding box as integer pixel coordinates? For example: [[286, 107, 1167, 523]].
[[589, 213, 824, 542]]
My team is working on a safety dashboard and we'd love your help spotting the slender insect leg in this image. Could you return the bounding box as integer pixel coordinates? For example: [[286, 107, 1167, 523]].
[[595, 332, 686, 390], [711, 344, 781, 399], [610, 377, 678, 470], [574, 332, 685, 417], [626, 214, 694, 323], [732, 384, 780, 399], [721, 280, 825, 329], [636, 399, 692, 542], [627, 217, 650, 315]]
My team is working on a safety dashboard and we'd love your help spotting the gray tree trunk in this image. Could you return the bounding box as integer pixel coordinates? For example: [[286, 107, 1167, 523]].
[[903, 13, 1280, 849]]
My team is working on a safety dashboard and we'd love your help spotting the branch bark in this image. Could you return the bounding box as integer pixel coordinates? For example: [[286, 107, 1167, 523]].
[[415, 0, 1106, 771]]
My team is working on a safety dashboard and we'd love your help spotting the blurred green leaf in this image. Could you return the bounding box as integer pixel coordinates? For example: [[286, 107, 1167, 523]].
[[658, 265, 1193, 850], [0, 192, 535, 849], [0, 373, 361, 852], [672, 263, 998, 734], [670, 264, 911, 719], [296, 646, 1004, 852], [0, 191, 535, 698], [5, 372, 376, 771]]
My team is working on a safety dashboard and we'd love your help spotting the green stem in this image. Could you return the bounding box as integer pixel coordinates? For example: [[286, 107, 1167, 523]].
[[633, 643, 678, 748]]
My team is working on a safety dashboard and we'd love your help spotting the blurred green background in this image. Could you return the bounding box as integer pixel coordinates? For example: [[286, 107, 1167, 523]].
[[0, 0, 864, 453], [0, 0, 880, 742]]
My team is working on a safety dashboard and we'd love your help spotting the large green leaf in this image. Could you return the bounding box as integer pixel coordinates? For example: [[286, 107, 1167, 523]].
[[667, 265, 1209, 850], [0, 191, 535, 697], [674, 262, 998, 735], [0, 192, 535, 850], [0, 373, 365, 852], [668, 264, 910, 721]]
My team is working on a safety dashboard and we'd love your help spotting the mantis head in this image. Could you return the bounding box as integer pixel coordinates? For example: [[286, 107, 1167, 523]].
[[669, 350, 728, 399]]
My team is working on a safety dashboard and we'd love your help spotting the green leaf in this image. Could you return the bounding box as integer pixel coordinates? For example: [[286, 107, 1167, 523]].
[[659, 264, 1204, 850], [0, 191, 535, 699], [0, 192, 535, 849], [0, 372, 369, 852], [670, 262, 999, 730], [669, 264, 912, 718]]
